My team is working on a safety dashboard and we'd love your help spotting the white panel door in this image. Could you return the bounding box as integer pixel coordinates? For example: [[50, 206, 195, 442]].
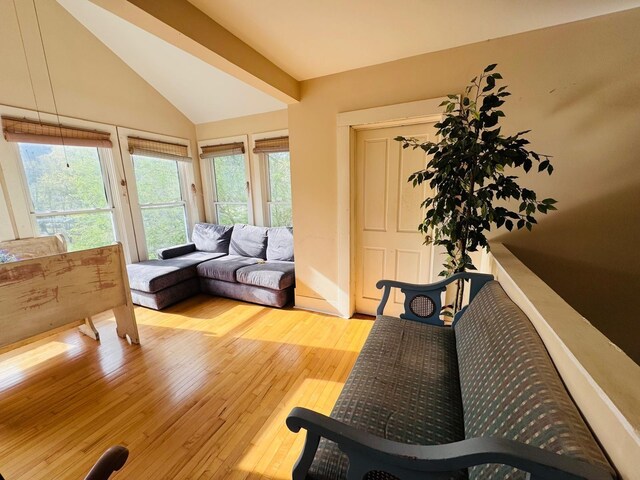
[[355, 123, 437, 316]]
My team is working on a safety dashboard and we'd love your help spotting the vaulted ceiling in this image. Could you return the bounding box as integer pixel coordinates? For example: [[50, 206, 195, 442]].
[[60, 0, 640, 123], [186, 0, 640, 80], [57, 0, 287, 124]]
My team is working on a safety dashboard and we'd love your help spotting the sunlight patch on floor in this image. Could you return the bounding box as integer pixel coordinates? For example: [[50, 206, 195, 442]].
[[133, 303, 267, 336], [238, 312, 372, 351], [236, 377, 345, 478], [0, 341, 76, 389]]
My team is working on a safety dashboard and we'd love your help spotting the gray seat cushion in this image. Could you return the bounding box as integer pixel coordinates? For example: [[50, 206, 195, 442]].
[[127, 251, 225, 293], [192, 223, 233, 253], [236, 261, 294, 290], [454, 281, 613, 480], [308, 316, 465, 480], [196, 255, 260, 282], [229, 224, 268, 259], [266, 226, 294, 261]]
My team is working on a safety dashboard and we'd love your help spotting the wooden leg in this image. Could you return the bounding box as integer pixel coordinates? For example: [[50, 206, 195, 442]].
[[78, 317, 100, 341], [113, 304, 140, 345]]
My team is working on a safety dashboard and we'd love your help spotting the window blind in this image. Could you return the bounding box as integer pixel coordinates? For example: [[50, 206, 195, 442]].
[[200, 142, 245, 159], [128, 136, 190, 162], [1, 116, 112, 148], [253, 136, 289, 154]]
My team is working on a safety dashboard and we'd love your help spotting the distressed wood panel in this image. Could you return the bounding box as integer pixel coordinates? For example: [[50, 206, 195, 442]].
[[0, 243, 138, 348], [0, 235, 66, 260], [363, 139, 388, 232]]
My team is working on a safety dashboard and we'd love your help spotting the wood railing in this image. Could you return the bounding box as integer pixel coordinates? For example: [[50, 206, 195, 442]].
[[486, 243, 640, 479]]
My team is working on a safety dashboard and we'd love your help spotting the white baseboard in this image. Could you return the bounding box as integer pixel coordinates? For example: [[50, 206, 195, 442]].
[[294, 294, 343, 317]]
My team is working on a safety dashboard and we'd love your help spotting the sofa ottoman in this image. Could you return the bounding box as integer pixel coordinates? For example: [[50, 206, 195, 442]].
[[127, 251, 224, 310]]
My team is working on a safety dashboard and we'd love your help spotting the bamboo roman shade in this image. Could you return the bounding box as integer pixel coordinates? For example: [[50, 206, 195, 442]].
[[200, 142, 245, 159], [1, 116, 112, 148], [128, 136, 190, 162], [253, 136, 289, 154]]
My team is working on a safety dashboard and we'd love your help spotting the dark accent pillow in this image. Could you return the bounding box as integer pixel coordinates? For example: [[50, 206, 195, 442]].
[[229, 224, 268, 259], [267, 227, 294, 261], [192, 223, 232, 253], [156, 242, 196, 259]]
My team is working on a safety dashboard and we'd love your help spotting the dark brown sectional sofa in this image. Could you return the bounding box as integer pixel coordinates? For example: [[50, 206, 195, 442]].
[[126, 223, 294, 310]]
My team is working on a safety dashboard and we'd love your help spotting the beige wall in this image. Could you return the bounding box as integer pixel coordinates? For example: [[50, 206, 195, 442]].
[[0, 0, 195, 139], [289, 8, 640, 361], [0, 0, 203, 235], [196, 109, 287, 140]]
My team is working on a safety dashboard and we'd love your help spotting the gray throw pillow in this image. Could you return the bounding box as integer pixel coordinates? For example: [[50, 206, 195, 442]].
[[192, 223, 233, 253], [229, 224, 268, 259], [267, 227, 294, 261]]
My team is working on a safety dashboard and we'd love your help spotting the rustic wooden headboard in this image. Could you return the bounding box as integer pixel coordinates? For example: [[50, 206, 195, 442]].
[[0, 234, 66, 259], [0, 242, 139, 350]]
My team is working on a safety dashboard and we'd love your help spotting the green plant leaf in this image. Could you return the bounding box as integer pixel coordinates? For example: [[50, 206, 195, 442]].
[[394, 65, 555, 279]]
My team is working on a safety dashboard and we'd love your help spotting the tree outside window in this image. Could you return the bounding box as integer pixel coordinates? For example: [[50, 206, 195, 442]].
[[18, 143, 116, 251]]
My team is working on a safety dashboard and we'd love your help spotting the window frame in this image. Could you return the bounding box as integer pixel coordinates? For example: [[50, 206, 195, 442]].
[[263, 150, 292, 227], [16, 142, 120, 251], [251, 130, 291, 227], [131, 154, 189, 259], [0, 106, 135, 260], [198, 135, 254, 226], [119, 128, 197, 261]]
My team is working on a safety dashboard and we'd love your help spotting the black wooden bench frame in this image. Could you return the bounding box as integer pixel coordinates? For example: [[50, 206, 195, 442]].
[[286, 272, 613, 480]]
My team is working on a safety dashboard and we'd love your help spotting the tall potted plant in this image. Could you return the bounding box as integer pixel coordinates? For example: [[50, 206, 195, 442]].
[[396, 64, 556, 312]]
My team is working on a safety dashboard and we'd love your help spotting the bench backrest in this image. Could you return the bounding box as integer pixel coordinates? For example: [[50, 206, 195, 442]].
[[454, 281, 613, 479]]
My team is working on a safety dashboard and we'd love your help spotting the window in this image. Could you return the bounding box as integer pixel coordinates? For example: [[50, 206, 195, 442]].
[[254, 135, 292, 227], [200, 134, 292, 228], [211, 153, 250, 225], [18, 143, 117, 251], [131, 154, 188, 259], [200, 141, 251, 225], [265, 151, 292, 226]]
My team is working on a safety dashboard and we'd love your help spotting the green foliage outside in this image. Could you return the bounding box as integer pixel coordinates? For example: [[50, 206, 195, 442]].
[[267, 152, 293, 227], [213, 154, 249, 225], [140, 206, 187, 259], [396, 65, 556, 308], [19, 143, 116, 252], [212, 152, 292, 227], [132, 155, 188, 259]]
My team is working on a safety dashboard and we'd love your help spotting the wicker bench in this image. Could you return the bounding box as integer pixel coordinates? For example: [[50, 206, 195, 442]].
[[287, 273, 615, 480]]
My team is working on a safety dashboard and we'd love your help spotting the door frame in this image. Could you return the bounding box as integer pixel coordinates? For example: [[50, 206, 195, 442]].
[[335, 98, 445, 318]]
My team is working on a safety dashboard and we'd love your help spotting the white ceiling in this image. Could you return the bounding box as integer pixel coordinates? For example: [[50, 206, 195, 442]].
[[57, 0, 287, 124], [188, 0, 640, 80], [56, 0, 640, 123]]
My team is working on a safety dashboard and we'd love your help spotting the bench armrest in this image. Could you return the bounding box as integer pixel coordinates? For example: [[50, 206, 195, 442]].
[[375, 272, 493, 325], [156, 242, 196, 259], [84, 445, 129, 480], [286, 407, 612, 480]]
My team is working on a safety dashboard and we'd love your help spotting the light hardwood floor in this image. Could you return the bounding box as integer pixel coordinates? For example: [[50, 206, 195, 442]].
[[0, 295, 374, 479]]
